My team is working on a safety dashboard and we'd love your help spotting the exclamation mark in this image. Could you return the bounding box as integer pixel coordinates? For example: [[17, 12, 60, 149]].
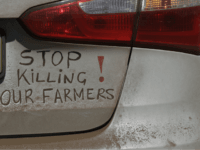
[[98, 56, 104, 82]]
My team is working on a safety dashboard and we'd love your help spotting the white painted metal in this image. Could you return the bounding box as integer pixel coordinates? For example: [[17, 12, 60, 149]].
[[111, 47, 200, 148], [0, 37, 130, 135], [0, 0, 58, 18], [1, 48, 200, 149]]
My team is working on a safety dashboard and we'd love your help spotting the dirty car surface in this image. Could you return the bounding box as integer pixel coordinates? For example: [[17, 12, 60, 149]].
[[0, 0, 200, 149]]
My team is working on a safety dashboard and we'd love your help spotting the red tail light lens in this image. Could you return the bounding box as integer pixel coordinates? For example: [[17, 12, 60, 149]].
[[20, 0, 137, 46], [136, 0, 200, 54]]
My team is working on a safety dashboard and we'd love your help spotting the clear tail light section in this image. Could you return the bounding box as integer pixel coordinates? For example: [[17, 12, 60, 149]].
[[20, 0, 137, 46], [136, 0, 200, 54]]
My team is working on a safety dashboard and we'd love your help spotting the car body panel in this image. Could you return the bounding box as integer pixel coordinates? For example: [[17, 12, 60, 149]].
[[0, 48, 200, 149], [0, 19, 130, 135], [0, 29, 6, 82]]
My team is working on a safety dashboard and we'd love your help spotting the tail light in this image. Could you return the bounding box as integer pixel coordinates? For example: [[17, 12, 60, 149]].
[[136, 0, 200, 54], [20, 0, 200, 55], [20, 0, 137, 46]]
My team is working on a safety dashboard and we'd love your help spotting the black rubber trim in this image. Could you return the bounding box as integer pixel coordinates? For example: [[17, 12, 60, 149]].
[[131, 0, 143, 47], [0, 28, 6, 84], [128, 0, 143, 65]]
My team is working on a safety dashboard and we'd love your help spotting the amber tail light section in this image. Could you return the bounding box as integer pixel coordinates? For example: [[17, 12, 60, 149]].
[[136, 0, 200, 55]]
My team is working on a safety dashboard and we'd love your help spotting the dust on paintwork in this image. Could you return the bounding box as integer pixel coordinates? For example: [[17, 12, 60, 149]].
[[166, 139, 176, 147], [112, 120, 196, 148], [0, 119, 197, 149], [0, 48, 131, 112]]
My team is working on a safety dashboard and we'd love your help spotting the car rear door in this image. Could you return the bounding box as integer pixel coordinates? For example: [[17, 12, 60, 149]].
[[0, 0, 136, 135]]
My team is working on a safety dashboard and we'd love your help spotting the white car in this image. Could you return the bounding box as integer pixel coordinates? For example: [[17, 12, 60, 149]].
[[0, 0, 199, 149]]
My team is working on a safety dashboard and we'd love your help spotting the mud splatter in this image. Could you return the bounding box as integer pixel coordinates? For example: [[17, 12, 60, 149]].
[[166, 139, 176, 147]]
